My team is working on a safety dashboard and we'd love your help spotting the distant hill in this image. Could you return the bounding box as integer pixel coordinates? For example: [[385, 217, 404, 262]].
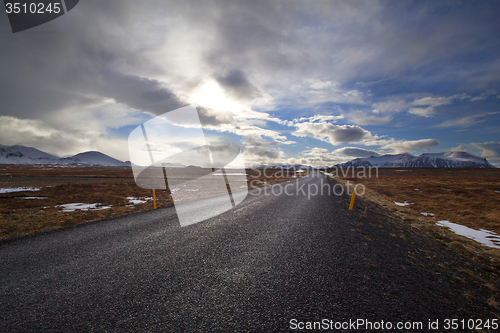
[[0, 145, 128, 167], [66, 151, 129, 166], [336, 151, 495, 168]]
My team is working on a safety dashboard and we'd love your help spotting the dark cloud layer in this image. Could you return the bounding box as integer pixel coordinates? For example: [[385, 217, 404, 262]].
[[334, 147, 380, 158], [216, 69, 260, 100], [1, 0, 499, 119]]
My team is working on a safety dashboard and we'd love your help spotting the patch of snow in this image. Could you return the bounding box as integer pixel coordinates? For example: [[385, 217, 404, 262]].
[[16, 197, 48, 199], [436, 220, 500, 249], [394, 201, 413, 206], [0, 187, 41, 193], [56, 203, 112, 212], [395, 170, 412, 172], [296, 169, 306, 173], [420, 212, 435, 217], [127, 197, 151, 205]]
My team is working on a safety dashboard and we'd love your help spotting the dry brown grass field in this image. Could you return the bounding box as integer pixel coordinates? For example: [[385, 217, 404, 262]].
[[328, 168, 500, 264], [0, 165, 304, 239]]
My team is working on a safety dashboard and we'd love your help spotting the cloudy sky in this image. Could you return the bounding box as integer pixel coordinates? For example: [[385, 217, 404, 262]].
[[1, 0, 499, 167]]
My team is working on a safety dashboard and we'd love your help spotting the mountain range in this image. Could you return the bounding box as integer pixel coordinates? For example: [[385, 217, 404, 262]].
[[0, 145, 496, 168], [335, 151, 495, 168], [0, 145, 129, 166]]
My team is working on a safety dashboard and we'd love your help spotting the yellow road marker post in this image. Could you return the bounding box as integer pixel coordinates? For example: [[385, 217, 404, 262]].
[[349, 186, 358, 210], [152, 189, 157, 209]]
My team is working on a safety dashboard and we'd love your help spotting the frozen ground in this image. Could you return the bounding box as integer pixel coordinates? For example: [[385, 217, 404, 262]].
[[127, 197, 152, 205], [394, 201, 413, 206], [56, 203, 112, 212], [436, 220, 500, 249], [0, 187, 41, 193]]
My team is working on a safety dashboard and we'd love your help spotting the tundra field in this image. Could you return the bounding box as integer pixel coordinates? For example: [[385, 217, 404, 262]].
[[0, 165, 303, 240], [2, 165, 500, 265]]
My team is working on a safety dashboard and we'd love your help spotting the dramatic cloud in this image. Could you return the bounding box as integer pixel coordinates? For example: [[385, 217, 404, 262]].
[[434, 112, 499, 128], [408, 95, 469, 117], [216, 69, 261, 101], [334, 147, 380, 158], [348, 113, 393, 126], [0, 115, 128, 159], [242, 146, 284, 167], [472, 141, 500, 158], [243, 134, 288, 147], [294, 147, 348, 167], [380, 139, 439, 154], [472, 141, 500, 166], [292, 122, 373, 145]]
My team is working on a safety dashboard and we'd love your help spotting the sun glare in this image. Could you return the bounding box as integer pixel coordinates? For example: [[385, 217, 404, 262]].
[[190, 80, 243, 111]]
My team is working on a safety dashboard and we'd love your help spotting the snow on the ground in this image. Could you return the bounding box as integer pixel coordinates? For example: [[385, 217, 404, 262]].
[[296, 169, 306, 173], [16, 197, 48, 199], [420, 212, 435, 217], [56, 203, 112, 212], [127, 197, 152, 205], [0, 187, 41, 193], [436, 220, 500, 249], [394, 201, 413, 206], [395, 170, 412, 172]]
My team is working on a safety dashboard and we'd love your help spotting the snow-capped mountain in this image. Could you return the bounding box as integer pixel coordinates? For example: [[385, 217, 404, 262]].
[[0, 145, 60, 164], [0, 145, 128, 166], [336, 152, 495, 168]]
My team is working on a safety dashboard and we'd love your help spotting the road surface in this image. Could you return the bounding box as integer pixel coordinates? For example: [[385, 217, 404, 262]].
[[1, 171, 496, 331]]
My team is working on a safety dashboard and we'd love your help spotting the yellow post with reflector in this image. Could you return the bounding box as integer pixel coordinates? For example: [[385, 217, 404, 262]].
[[349, 186, 357, 210], [152, 189, 157, 209]]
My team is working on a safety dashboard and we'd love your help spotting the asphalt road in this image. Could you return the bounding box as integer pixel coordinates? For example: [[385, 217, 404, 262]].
[[1, 171, 496, 332]]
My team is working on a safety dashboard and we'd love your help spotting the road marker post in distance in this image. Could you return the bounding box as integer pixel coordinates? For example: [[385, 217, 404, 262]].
[[349, 185, 358, 210], [152, 189, 157, 209]]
